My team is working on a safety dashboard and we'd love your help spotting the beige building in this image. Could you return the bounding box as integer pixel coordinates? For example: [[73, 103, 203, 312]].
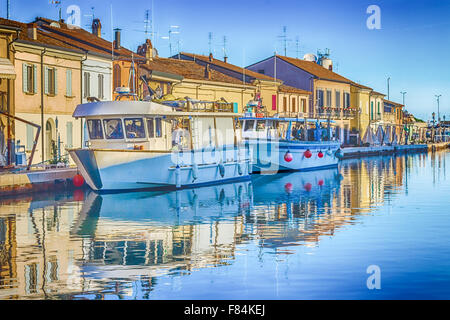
[[1, 19, 85, 165]]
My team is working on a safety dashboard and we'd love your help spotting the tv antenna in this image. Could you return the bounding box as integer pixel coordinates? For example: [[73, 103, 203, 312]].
[[83, 6, 95, 31], [223, 36, 228, 61], [132, 9, 157, 41], [208, 32, 213, 55], [49, 0, 62, 21], [277, 26, 291, 56], [161, 26, 180, 57], [295, 36, 300, 58]]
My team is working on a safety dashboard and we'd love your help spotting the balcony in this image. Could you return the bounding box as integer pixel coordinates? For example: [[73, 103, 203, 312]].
[[315, 107, 356, 120]]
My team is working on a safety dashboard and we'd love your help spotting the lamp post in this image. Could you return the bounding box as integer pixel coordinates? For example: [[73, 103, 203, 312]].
[[387, 77, 390, 100], [435, 94, 442, 123], [432, 112, 436, 142]]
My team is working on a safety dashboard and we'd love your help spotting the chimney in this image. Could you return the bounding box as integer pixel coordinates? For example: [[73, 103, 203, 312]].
[[137, 39, 155, 63], [329, 65, 332, 71], [209, 53, 213, 62], [114, 28, 121, 49], [92, 18, 102, 37], [224, 56, 228, 63], [27, 23, 37, 40], [204, 64, 211, 80]]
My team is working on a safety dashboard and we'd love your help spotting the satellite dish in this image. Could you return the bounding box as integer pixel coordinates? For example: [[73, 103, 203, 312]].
[[50, 22, 61, 28], [303, 53, 317, 62]]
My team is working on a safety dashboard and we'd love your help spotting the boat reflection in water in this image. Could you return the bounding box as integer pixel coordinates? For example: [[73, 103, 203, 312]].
[[69, 168, 342, 290]]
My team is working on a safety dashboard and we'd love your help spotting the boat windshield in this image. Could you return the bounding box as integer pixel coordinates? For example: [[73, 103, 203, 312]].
[[124, 118, 146, 139], [87, 119, 104, 140], [103, 119, 124, 140], [244, 120, 255, 131]]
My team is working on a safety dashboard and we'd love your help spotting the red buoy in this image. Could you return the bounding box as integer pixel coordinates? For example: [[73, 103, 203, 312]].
[[284, 151, 293, 162], [304, 183, 312, 191], [73, 174, 85, 188], [304, 149, 312, 159], [318, 179, 324, 186], [318, 151, 324, 158], [285, 182, 293, 193]]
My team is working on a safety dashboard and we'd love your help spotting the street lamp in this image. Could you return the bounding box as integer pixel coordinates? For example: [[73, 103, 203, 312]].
[[435, 94, 442, 123]]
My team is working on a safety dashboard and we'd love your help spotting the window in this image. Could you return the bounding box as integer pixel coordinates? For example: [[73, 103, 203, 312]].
[[326, 90, 332, 107], [155, 118, 162, 138], [316, 89, 324, 107], [344, 92, 350, 108], [83, 72, 90, 98], [377, 102, 380, 114], [22, 63, 37, 94], [87, 119, 104, 139], [124, 118, 146, 139], [98, 74, 104, 99], [272, 95, 277, 111], [301, 99, 307, 113], [256, 120, 266, 131], [258, 69, 265, 74], [335, 91, 341, 108], [66, 69, 72, 96], [244, 120, 255, 132], [147, 118, 155, 138], [103, 119, 124, 139], [292, 97, 296, 112], [113, 64, 121, 89], [44, 67, 57, 95], [283, 97, 287, 112]]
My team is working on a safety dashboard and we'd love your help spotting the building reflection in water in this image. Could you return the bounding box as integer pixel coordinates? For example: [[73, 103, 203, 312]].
[[0, 152, 442, 299]]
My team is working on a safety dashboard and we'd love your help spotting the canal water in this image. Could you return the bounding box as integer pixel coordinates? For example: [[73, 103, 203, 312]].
[[1, 151, 450, 300]]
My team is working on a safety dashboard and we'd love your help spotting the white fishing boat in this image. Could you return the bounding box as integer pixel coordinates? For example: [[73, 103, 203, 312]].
[[240, 115, 341, 173], [68, 100, 251, 191]]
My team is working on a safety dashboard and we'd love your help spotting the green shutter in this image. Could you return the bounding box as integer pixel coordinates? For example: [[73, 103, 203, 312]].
[[66, 69, 72, 96], [26, 124, 34, 150], [33, 65, 38, 94], [22, 63, 28, 93], [44, 66, 49, 94], [54, 68, 58, 95], [66, 121, 73, 148]]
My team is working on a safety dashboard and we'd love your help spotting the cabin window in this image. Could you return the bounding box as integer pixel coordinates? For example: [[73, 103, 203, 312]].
[[244, 120, 255, 132], [87, 119, 104, 139], [103, 119, 124, 139], [155, 118, 162, 138], [124, 118, 146, 139], [147, 119, 155, 138], [256, 120, 266, 131]]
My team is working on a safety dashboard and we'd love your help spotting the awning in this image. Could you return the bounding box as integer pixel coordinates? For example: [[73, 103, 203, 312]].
[[0, 58, 16, 80]]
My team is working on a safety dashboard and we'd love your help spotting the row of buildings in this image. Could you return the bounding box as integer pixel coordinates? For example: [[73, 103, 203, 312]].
[[0, 16, 413, 167]]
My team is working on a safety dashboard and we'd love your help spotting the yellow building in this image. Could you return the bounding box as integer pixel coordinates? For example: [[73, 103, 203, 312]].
[[350, 82, 372, 142], [0, 22, 19, 167], [4, 19, 85, 165]]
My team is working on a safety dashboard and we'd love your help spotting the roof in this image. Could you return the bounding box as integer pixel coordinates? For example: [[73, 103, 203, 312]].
[[371, 91, 386, 97], [271, 55, 353, 83], [33, 17, 142, 61], [383, 99, 404, 107], [278, 84, 311, 95], [141, 57, 254, 87], [0, 18, 84, 54], [351, 82, 373, 90], [175, 52, 281, 83]]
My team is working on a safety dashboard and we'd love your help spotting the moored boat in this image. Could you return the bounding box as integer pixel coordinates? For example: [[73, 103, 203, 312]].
[[240, 115, 341, 173], [68, 100, 251, 192]]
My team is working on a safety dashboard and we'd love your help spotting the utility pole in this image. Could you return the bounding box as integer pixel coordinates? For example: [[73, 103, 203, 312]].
[[400, 91, 406, 107], [435, 94, 442, 123], [7, 0, 10, 19]]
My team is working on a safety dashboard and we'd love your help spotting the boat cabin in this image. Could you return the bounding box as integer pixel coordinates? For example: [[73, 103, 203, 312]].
[[72, 101, 241, 152]]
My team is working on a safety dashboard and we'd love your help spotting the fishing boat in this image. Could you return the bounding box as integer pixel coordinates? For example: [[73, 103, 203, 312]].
[[240, 113, 341, 173], [68, 100, 251, 192]]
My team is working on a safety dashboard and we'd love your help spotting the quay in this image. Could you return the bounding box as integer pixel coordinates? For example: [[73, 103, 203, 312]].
[[341, 142, 449, 159], [0, 167, 78, 197]]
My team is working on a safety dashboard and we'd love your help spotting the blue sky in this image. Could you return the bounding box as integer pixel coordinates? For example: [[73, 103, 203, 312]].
[[2, 0, 449, 121]]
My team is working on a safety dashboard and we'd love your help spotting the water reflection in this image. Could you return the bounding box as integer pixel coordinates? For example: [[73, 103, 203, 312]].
[[0, 151, 447, 299]]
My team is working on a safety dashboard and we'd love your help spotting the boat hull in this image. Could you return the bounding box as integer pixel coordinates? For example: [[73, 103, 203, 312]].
[[69, 146, 252, 192], [246, 139, 341, 173]]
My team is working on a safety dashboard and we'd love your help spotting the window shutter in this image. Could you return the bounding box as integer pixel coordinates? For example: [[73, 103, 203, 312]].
[[272, 95, 277, 111], [44, 66, 49, 94], [33, 65, 38, 94], [22, 63, 28, 93], [66, 69, 72, 96], [26, 124, 34, 150], [54, 68, 58, 94], [66, 121, 73, 148]]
